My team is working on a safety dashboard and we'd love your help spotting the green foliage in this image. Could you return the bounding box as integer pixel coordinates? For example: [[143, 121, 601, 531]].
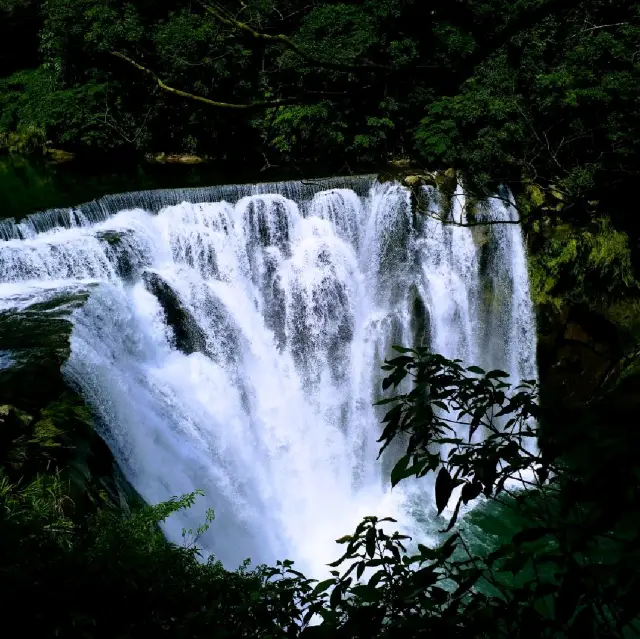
[[0, 67, 123, 151], [286, 4, 377, 67], [416, 1, 640, 233], [0, 481, 298, 637], [1, 0, 637, 221], [378, 350, 540, 527], [297, 346, 640, 638], [415, 54, 526, 186], [529, 217, 637, 309], [268, 102, 348, 159], [4, 346, 640, 638]]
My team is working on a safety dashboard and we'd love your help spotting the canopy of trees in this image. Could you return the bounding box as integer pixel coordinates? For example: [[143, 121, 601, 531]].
[[1, 1, 638, 228]]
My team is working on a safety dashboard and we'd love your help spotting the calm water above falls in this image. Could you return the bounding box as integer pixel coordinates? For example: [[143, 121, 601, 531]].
[[0, 176, 536, 576]]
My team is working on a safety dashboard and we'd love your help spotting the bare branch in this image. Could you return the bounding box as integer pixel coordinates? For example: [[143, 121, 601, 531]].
[[111, 51, 349, 109], [198, 0, 393, 73], [111, 0, 589, 117], [422, 208, 522, 227], [568, 22, 628, 39]]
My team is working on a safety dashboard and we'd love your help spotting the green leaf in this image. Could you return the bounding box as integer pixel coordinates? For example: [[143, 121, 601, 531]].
[[411, 565, 438, 588], [390, 455, 410, 488], [435, 467, 453, 515], [350, 584, 381, 602], [392, 345, 414, 354], [467, 366, 486, 375], [368, 571, 385, 588], [390, 456, 429, 487], [365, 527, 376, 558], [499, 552, 529, 575], [329, 582, 343, 609], [312, 579, 335, 595], [441, 497, 463, 533], [495, 403, 518, 417], [366, 559, 385, 567], [486, 369, 510, 379], [453, 568, 482, 597], [417, 543, 438, 561], [461, 481, 483, 504], [437, 534, 459, 562], [512, 527, 552, 546], [327, 555, 348, 568]]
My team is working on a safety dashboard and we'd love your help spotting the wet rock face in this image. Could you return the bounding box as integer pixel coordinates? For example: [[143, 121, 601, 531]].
[[142, 271, 208, 355], [0, 296, 82, 411], [536, 303, 625, 407], [0, 292, 139, 514], [0, 395, 135, 509]]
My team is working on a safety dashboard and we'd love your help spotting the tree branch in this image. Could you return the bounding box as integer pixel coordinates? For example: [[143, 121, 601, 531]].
[[428, 213, 522, 227], [113, 0, 588, 115], [421, 208, 522, 227], [198, 0, 393, 73], [111, 51, 349, 109], [455, 0, 586, 79], [200, 0, 586, 83]]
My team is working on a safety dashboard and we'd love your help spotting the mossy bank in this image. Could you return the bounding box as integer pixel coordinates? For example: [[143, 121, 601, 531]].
[[0, 292, 140, 518]]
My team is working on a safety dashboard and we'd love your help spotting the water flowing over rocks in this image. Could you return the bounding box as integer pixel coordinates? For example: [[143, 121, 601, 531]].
[[0, 175, 537, 575]]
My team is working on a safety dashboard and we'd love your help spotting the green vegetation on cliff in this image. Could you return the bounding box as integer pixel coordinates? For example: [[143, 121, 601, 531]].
[[0, 293, 137, 516]]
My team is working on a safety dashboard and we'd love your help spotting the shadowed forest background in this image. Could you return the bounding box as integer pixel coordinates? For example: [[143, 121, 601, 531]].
[[1, 1, 640, 637]]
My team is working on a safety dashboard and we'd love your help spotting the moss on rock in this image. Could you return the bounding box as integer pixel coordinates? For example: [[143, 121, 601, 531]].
[[0, 293, 141, 518]]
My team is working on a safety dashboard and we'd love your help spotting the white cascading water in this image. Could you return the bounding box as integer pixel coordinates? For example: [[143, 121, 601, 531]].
[[0, 176, 536, 576]]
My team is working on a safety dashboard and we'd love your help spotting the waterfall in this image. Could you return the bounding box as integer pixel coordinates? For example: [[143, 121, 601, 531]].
[[0, 176, 536, 576]]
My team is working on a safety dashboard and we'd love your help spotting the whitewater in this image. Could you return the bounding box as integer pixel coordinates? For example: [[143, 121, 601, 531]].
[[0, 176, 536, 577]]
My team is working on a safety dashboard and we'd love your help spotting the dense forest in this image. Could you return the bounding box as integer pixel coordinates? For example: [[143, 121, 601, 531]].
[[2, 0, 640, 637]]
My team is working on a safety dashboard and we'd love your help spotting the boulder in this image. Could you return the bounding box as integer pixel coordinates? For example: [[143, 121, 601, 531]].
[[145, 152, 206, 164], [142, 271, 208, 355], [403, 174, 423, 187], [0, 293, 140, 515], [434, 168, 457, 191], [46, 148, 75, 163], [388, 158, 413, 169]]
